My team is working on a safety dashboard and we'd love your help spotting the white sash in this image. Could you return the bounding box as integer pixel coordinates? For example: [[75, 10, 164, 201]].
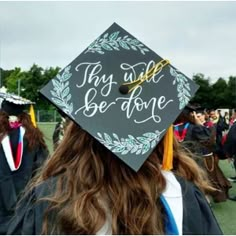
[[1, 126, 25, 171]]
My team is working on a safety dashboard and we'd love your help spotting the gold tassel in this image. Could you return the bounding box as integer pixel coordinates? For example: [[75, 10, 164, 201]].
[[119, 59, 170, 94], [162, 124, 173, 171], [29, 104, 37, 127]]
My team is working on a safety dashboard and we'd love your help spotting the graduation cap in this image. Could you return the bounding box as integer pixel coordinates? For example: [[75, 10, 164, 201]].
[[185, 103, 201, 112], [40, 23, 199, 171], [195, 107, 205, 114], [0, 91, 37, 127]]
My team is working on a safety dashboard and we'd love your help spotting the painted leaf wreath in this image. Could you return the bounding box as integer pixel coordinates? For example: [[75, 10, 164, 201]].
[[85, 31, 150, 55], [170, 67, 191, 110], [96, 129, 166, 155], [50, 66, 74, 116]]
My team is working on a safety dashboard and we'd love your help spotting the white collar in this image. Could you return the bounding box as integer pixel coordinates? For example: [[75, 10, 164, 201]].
[[161, 170, 183, 235], [1, 126, 25, 171]]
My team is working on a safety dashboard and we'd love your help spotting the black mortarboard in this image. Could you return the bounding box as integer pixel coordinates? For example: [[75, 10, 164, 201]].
[[0, 92, 34, 116], [40, 23, 199, 171], [185, 103, 200, 112], [195, 107, 205, 114]]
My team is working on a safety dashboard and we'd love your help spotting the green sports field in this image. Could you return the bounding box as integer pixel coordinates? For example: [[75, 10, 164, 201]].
[[38, 123, 236, 235]]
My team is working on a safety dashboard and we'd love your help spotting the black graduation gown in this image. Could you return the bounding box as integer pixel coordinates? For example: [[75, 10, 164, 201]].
[[178, 123, 212, 156], [224, 122, 236, 158], [0, 128, 48, 234], [224, 122, 236, 169], [7, 175, 222, 235]]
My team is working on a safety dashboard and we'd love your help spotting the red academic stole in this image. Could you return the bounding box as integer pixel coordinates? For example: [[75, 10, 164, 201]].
[[174, 123, 190, 142], [1, 126, 25, 171]]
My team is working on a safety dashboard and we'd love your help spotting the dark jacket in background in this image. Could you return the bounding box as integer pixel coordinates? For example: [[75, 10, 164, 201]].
[[224, 122, 236, 169], [0, 128, 48, 234]]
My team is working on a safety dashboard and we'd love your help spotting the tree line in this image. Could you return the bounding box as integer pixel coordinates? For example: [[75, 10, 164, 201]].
[[0, 65, 236, 110]]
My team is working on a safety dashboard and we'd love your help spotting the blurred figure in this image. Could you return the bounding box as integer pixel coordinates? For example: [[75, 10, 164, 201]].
[[174, 105, 215, 204], [196, 108, 232, 203], [0, 92, 49, 234], [224, 113, 236, 183], [223, 112, 230, 129], [174, 104, 212, 158], [196, 109, 214, 128], [229, 109, 236, 127], [52, 111, 69, 151], [209, 109, 227, 160]]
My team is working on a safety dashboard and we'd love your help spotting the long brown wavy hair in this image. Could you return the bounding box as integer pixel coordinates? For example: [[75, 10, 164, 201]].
[[0, 111, 47, 150], [31, 121, 213, 234]]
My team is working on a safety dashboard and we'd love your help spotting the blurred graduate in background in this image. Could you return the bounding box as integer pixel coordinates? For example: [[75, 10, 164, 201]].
[[52, 110, 70, 151], [0, 92, 49, 234]]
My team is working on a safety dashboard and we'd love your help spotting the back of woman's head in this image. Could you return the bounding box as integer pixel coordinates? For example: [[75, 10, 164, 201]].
[[0, 110, 47, 150], [37, 121, 211, 234]]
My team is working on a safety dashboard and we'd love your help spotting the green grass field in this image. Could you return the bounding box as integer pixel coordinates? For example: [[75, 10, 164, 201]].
[[38, 122, 56, 154], [38, 122, 236, 234], [212, 161, 236, 235]]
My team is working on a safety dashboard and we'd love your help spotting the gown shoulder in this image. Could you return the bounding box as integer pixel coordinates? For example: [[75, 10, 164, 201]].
[[176, 175, 223, 235], [7, 177, 56, 235]]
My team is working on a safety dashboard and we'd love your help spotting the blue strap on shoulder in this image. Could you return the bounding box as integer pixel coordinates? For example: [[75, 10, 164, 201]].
[[160, 195, 179, 235]]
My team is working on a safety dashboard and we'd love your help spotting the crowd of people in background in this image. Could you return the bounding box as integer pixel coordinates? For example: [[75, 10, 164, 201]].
[[174, 105, 236, 204], [0, 88, 235, 234]]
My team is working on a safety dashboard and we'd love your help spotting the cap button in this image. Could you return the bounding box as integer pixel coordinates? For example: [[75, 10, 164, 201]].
[[119, 85, 129, 95]]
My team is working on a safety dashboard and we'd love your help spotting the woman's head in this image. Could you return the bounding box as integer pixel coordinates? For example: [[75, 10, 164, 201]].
[[35, 120, 212, 234], [209, 109, 218, 120], [174, 106, 195, 124], [196, 109, 206, 125], [0, 110, 47, 150]]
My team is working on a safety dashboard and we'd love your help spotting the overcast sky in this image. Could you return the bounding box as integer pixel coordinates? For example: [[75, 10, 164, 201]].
[[0, 1, 236, 83]]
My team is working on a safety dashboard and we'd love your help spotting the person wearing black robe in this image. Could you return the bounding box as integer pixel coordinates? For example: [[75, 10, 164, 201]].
[[7, 174, 222, 235], [0, 94, 49, 234], [224, 121, 236, 176], [5, 119, 222, 235], [224, 121, 236, 201], [52, 110, 69, 151], [195, 108, 232, 202], [174, 105, 231, 203], [173, 104, 212, 160]]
